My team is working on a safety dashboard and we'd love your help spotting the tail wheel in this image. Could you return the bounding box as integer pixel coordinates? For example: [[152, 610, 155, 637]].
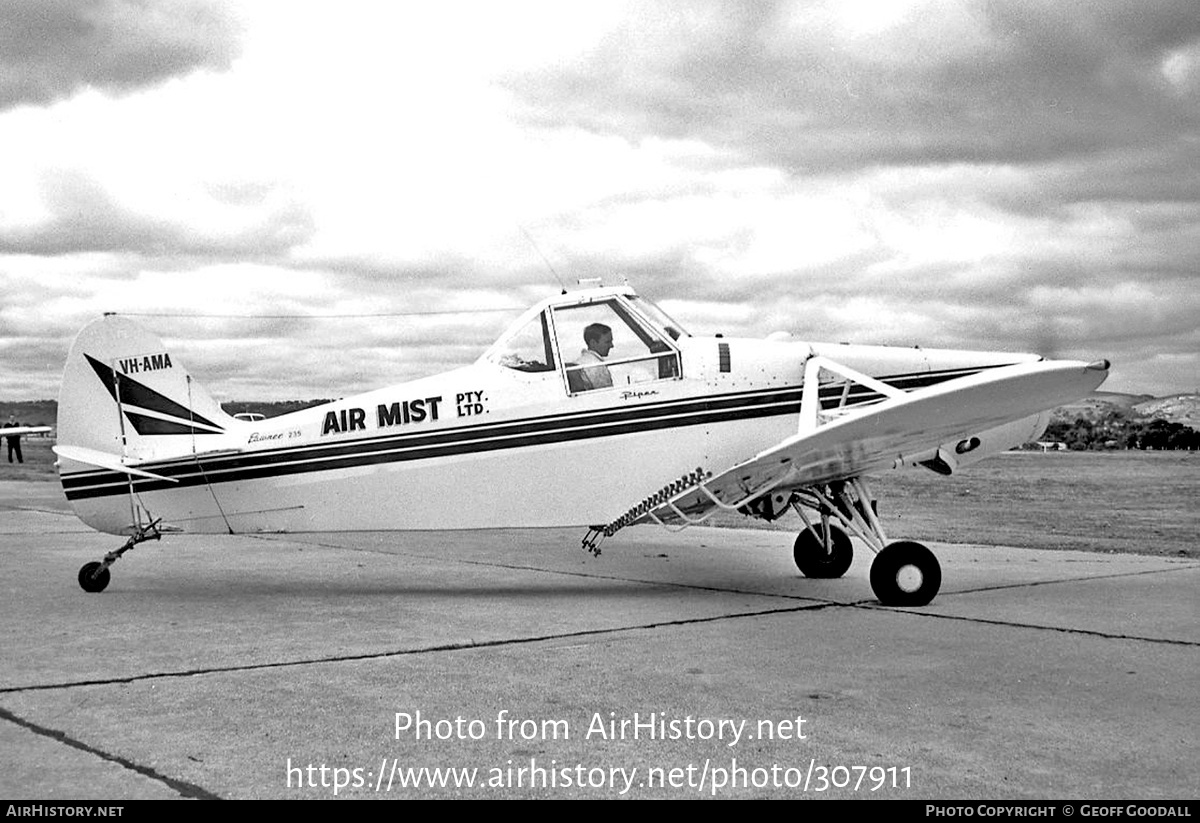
[[870, 541, 941, 607], [78, 561, 111, 593], [793, 523, 853, 579]]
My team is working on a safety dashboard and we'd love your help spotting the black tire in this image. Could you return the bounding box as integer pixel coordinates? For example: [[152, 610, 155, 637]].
[[793, 524, 853, 579], [78, 561, 110, 593], [870, 541, 941, 607]]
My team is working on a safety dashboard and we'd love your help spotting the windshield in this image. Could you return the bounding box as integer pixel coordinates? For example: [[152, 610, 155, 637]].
[[483, 310, 556, 372]]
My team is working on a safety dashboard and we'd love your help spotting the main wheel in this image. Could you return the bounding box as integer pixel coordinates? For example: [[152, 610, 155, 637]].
[[793, 523, 853, 579], [870, 541, 940, 607], [78, 561, 111, 593]]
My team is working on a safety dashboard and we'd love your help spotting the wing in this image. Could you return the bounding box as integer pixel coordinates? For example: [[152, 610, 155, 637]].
[[596, 356, 1109, 537]]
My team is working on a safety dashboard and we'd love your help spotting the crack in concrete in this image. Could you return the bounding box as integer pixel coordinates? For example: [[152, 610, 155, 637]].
[[0, 601, 837, 696], [3, 569, 1194, 700], [0, 705, 221, 800], [867, 605, 1200, 647], [250, 533, 1200, 647]]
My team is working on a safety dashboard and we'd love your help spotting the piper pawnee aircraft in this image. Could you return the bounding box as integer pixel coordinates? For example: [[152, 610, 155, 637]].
[[55, 283, 1110, 606]]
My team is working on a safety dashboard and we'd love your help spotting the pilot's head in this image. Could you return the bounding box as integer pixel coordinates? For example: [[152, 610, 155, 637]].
[[583, 323, 613, 357]]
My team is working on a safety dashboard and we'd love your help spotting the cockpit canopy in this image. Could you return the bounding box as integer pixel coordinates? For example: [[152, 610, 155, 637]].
[[481, 288, 688, 395]]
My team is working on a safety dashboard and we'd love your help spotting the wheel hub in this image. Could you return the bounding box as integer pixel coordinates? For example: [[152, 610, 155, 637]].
[[895, 564, 924, 593]]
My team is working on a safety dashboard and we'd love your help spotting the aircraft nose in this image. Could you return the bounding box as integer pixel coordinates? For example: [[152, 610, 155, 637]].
[[1085, 359, 1111, 371]]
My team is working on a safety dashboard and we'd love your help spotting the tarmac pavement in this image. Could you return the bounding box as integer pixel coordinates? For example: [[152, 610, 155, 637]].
[[1, 482, 1196, 799]]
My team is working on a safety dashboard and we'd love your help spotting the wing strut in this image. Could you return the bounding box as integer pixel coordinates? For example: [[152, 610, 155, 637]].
[[789, 477, 889, 553], [798, 353, 905, 432]]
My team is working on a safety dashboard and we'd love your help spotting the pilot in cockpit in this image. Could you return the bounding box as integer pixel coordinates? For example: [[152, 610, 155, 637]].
[[577, 323, 614, 390]]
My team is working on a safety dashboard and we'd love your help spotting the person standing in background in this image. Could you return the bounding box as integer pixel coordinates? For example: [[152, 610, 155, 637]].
[[3, 413, 24, 463]]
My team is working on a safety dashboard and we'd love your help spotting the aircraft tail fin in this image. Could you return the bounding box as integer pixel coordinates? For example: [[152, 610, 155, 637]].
[[57, 316, 239, 467]]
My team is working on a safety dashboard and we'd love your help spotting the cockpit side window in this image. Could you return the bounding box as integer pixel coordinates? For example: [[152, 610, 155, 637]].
[[487, 310, 556, 372]]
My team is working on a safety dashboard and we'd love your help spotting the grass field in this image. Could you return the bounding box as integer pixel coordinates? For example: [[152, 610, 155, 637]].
[[2, 438, 1196, 558], [0, 437, 57, 482], [707, 450, 1199, 559]]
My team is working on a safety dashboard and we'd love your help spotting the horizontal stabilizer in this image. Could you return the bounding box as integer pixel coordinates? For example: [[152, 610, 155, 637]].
[[53, 445, 179, 483], [1, 426, 52, 437]]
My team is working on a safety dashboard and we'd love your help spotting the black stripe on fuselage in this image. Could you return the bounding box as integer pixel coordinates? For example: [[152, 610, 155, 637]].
[[60, 366, 993, 501]]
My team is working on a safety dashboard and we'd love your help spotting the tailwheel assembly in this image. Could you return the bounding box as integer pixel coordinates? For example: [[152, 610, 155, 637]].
[[76, 517, 163, 593]]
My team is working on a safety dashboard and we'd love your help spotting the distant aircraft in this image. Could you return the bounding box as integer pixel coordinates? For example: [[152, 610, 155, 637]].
[[2, 426, 52, 437], [54, 284, 1109, 605]]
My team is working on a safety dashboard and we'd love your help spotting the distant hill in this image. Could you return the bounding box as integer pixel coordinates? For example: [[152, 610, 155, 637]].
[[221, 399, 332, 419], [0, 400, 56, 427], [1056, 391, 1154, 416], [1133, 394, 1200, 429], [1053, 391, 1200, 428]]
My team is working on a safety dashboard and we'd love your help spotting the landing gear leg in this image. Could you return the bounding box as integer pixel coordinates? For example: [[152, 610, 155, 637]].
[[788, 478, 942, 606], [77, 518, 163, 593]]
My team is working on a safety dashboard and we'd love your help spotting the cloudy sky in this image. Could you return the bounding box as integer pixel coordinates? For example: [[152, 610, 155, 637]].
[[1, 0, 1197, 402]]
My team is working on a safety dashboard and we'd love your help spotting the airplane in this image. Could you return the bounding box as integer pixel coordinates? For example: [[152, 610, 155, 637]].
[[54, 283, 1109, 606]]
